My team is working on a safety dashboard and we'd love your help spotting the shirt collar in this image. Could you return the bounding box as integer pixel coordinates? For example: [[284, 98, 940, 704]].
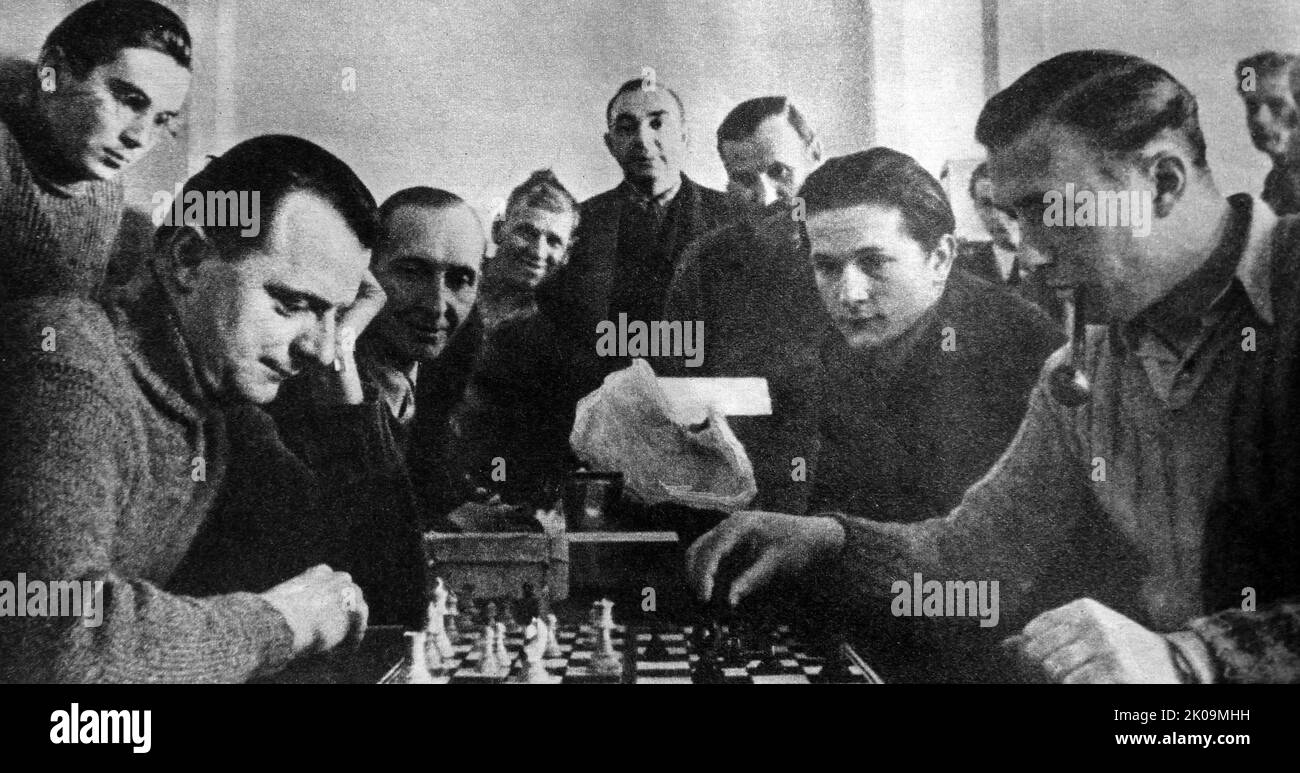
[[619, 174, 685, 212], [1115, 194, 1276, 353]]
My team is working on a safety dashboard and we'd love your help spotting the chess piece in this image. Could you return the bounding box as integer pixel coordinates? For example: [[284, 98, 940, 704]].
[[405, 631, 435, 684], [819, 636, 854, 682], [475, 624, 499, 675], [589, 599, 622, 676], [446, 592, 460, 639], [462, 584, 479, 620], [543, 612, 563, 659], [493, 620, 511, 675], [510, 617, 558, 684], [426, 578, 455, 660]]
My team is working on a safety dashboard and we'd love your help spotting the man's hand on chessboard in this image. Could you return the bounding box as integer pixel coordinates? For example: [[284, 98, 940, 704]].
[[259, 564, 369, 658], [686, 512, 846, 607]]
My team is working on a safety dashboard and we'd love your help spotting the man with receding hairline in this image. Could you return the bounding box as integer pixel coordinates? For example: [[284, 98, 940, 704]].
[[662, 96, 831, 514]]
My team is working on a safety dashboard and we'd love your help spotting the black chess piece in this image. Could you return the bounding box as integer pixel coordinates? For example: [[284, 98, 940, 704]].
[[820, 637, 854, 682], [723, 633, 743, 666]]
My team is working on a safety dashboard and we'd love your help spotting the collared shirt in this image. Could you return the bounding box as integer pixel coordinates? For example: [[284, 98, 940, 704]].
[[836, 194, 1280, 636], [356, 339, 419, 428]]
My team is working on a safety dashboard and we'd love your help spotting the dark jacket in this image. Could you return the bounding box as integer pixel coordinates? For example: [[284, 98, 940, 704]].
[[809, 269, 1065, 522], [957, 239, 1065, 325], [660, 217, 831, 513]]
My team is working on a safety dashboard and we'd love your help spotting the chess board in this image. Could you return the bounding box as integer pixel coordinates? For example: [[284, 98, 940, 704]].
[[380, 623, 882, 684]]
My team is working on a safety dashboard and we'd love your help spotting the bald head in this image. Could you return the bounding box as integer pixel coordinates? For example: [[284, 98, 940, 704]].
[[370, 196, 486, 364]]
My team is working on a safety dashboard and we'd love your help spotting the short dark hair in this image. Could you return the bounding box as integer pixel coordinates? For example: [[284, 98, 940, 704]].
[[968, 161, 990, 201], [716, 96, 816, 151], [800, 148, 955, 254], [378, 186, 466, 224], [44, 0, 192, 77], [605, 78, 685, 126], [975, 50, 1208, 171], [156, 134, 377, 257], [504, 169, 579, 225]]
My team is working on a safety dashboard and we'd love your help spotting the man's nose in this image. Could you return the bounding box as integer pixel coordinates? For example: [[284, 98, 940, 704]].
[[758, 176, 780, 207], [118, 113, 152, 150], [294, 313, 338, 367], [838, 263, 874, 304], [635, 121, 657, 148]]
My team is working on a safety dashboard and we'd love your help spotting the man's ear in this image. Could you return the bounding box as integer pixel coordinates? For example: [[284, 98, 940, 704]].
[[35, 46, 72, 95], [156, 227, 214, 296], [806, 136, 824, 165], [1148, 151, 1189, 219], [930, 233, 957, 280], [491, 217, 504, 246]]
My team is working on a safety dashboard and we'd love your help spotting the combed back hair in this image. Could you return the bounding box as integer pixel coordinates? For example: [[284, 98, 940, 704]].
[[605, 77, 685, 125], [44, 0, 192, 77], [799, 148, 955, 254], [716, 96, 817, 151], [975, 50, 1209, 171], [505, 169, 579, 225], [155, 134, 377, 257], [968, 160, 990, 200], [1237, 51, 1299, 91]]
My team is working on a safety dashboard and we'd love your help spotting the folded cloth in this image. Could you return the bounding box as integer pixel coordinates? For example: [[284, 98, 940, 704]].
[[569, 359, 757, 511]]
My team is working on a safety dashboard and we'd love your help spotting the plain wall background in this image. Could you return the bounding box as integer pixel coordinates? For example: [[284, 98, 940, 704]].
[[3, 0, 1300, 231]]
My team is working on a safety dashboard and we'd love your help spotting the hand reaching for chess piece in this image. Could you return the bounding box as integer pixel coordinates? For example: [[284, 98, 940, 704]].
[[686, 512, 846, 607]]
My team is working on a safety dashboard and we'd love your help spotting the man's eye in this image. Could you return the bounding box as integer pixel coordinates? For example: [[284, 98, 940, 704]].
[[446, 270, 476, 291], [274, 297, 310, 316], [813, 258, 842, 274], [649, 117, 663, 130]]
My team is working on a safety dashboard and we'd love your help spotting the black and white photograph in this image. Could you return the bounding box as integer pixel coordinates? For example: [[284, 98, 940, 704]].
[[0, 0, 1295, 751]]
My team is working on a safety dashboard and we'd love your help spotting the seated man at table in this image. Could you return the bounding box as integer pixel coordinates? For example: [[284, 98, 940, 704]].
[[179, 187, 482, 605], [688, 51, 1300, 684], [802, 148, 1063, 526], [0, 0, 193, 304], [0, 135, 393, 682]]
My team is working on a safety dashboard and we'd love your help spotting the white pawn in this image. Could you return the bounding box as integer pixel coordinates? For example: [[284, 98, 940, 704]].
[[544, 612, 563, 659], [405, 631, 434, 684], [475, 624, 499, 675]]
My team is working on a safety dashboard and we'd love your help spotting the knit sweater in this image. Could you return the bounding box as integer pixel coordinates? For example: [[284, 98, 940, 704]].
[[0, 273, 295, 683], [0, 101, 125, 304]]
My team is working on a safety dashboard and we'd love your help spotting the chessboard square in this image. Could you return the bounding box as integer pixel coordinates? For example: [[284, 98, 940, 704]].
[[637, 676, 693, 684], [722, 667, 748, 678], [753, 674, 812, 684], [666, 646, 688, 656], [637, 661, 691, 672]]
